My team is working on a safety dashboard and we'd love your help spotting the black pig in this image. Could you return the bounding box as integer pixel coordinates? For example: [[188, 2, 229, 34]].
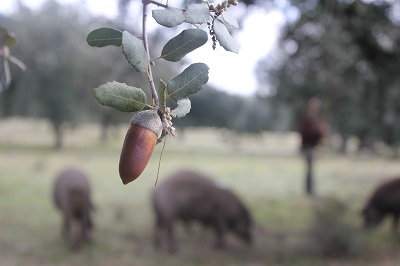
[[361, 178, 400, 231], [152, 170, 253, 252], [53, 168, 95, 248]]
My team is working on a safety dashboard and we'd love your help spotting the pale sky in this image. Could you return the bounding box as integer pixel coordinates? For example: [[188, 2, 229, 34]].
[[0, 0, 286, 96]]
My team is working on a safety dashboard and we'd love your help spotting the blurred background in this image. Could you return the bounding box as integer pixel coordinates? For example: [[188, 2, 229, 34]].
[[1, 0, 400, 265]]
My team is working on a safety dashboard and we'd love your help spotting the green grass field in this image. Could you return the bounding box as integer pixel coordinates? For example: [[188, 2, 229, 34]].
[[1, 119, 400, 266]]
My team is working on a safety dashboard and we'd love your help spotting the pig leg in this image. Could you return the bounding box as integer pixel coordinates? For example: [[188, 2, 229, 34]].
[[212, 219, 226, 249], [68, 220, 82, 249], [62, 215, 70, 240], [166, 223, 177, 253], [81, 217, 90, 243], [83, 213, 94, 243], [153, 220, 163, 249], [392, 214, 399, 232]]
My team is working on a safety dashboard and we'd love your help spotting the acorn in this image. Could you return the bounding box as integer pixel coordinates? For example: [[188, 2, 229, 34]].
[[119, 109, 163, 184]]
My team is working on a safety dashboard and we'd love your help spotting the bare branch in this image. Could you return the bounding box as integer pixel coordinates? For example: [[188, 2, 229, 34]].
[[146, 0, 168, 8]]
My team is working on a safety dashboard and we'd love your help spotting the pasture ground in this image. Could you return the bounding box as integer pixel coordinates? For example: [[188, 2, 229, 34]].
[[1, 119, 400, 266]]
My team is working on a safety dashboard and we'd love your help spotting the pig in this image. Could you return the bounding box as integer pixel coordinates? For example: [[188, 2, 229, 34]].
[[152, 169, 253, 252], [361, 177, 400, 231], [53, 168, 95, 249]]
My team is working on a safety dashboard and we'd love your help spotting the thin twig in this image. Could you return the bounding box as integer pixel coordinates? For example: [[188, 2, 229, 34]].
[[148, 0, 168, 8], [155, 136, 167, 186], [142, 1, 159, 107]]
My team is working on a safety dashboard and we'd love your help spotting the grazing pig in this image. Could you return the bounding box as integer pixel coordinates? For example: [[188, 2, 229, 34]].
[[361, 178, 400, 231], [152, 170, 253, 252], [53, 168, 95, 249]]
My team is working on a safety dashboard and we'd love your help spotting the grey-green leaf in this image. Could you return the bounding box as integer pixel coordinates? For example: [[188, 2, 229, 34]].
[[94, 81, 148, 112], [167, 63, 209, 102], [213, 19, 239, 53], [152, 8, 185, 28], [122, 31, 149, 72], [185, 4, 209, 25], [86, 27, 123, 47], [221, 11, 239, 29], [161, 29, 208, 62], [8, 55, 26, 71], [171, 98, 191, 118], [0, 58, 11, 91]]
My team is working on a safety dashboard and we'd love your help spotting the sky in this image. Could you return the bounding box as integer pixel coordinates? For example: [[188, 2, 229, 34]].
[[0, 0, 287, 96]]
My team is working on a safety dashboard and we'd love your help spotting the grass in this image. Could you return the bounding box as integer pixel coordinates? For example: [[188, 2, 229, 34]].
[[1, 118, 400, 265]]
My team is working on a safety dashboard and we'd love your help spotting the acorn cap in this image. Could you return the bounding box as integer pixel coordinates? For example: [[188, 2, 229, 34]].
[[130, 109, 163, 138]]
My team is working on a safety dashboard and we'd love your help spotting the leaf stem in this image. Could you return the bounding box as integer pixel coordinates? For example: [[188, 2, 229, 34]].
[[142, 0, 159, 107]]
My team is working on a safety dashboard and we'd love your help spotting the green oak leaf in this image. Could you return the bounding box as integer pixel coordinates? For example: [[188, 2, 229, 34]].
[[152, 8, 185, 28], [166, 63, 209, 102], [86, 27, 123, 47], [213, 19, 239, 53], [185, 4, 209, 25], [221, 11, 239, 29], [171, 98, 191, 118], [0, 59, 10, 91], [94, 81, 148, 112], [161, 29, 208, 62], [7, 55, 26, 71], [122, 31, 149, 72]]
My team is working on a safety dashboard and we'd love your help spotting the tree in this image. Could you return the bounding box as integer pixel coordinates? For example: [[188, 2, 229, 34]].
[[255, 0, 400, 195], [257, 0, 400, 154], [0, 2, 91, 149]]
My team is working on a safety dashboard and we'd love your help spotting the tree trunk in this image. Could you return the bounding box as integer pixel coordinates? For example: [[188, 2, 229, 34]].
[[303, 149, 315, 197], [339, 133, 348, 154], [53, 122, 63, 150]]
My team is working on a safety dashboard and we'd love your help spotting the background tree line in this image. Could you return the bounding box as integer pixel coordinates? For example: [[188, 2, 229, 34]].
[[1, 0, 399, 154]]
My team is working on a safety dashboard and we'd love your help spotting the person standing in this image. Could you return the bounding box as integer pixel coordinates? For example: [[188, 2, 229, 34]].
[[298, 97, 327, 196]]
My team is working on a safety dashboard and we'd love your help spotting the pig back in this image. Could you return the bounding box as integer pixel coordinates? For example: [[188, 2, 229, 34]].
[[53, 168, 92, 211], [367, 178, 400, 211], [152, 170, 220, 221]]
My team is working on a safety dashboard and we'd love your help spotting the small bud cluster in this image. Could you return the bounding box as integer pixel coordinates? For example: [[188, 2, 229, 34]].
[[228, 0, 239, 6], [162, 107, 176, 137], [208, 0, 238, 16], [206, 0, 239, 50]]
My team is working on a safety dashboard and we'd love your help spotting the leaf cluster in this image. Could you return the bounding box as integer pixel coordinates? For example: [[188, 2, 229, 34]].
[[87, 0, 240, 129]]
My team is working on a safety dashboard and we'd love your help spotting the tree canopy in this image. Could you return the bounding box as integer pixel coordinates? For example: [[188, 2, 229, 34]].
[[257, 0, 400, 152]]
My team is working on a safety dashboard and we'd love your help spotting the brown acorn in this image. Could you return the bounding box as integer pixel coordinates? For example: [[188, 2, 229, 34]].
[[119, 109, 163, 184]]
